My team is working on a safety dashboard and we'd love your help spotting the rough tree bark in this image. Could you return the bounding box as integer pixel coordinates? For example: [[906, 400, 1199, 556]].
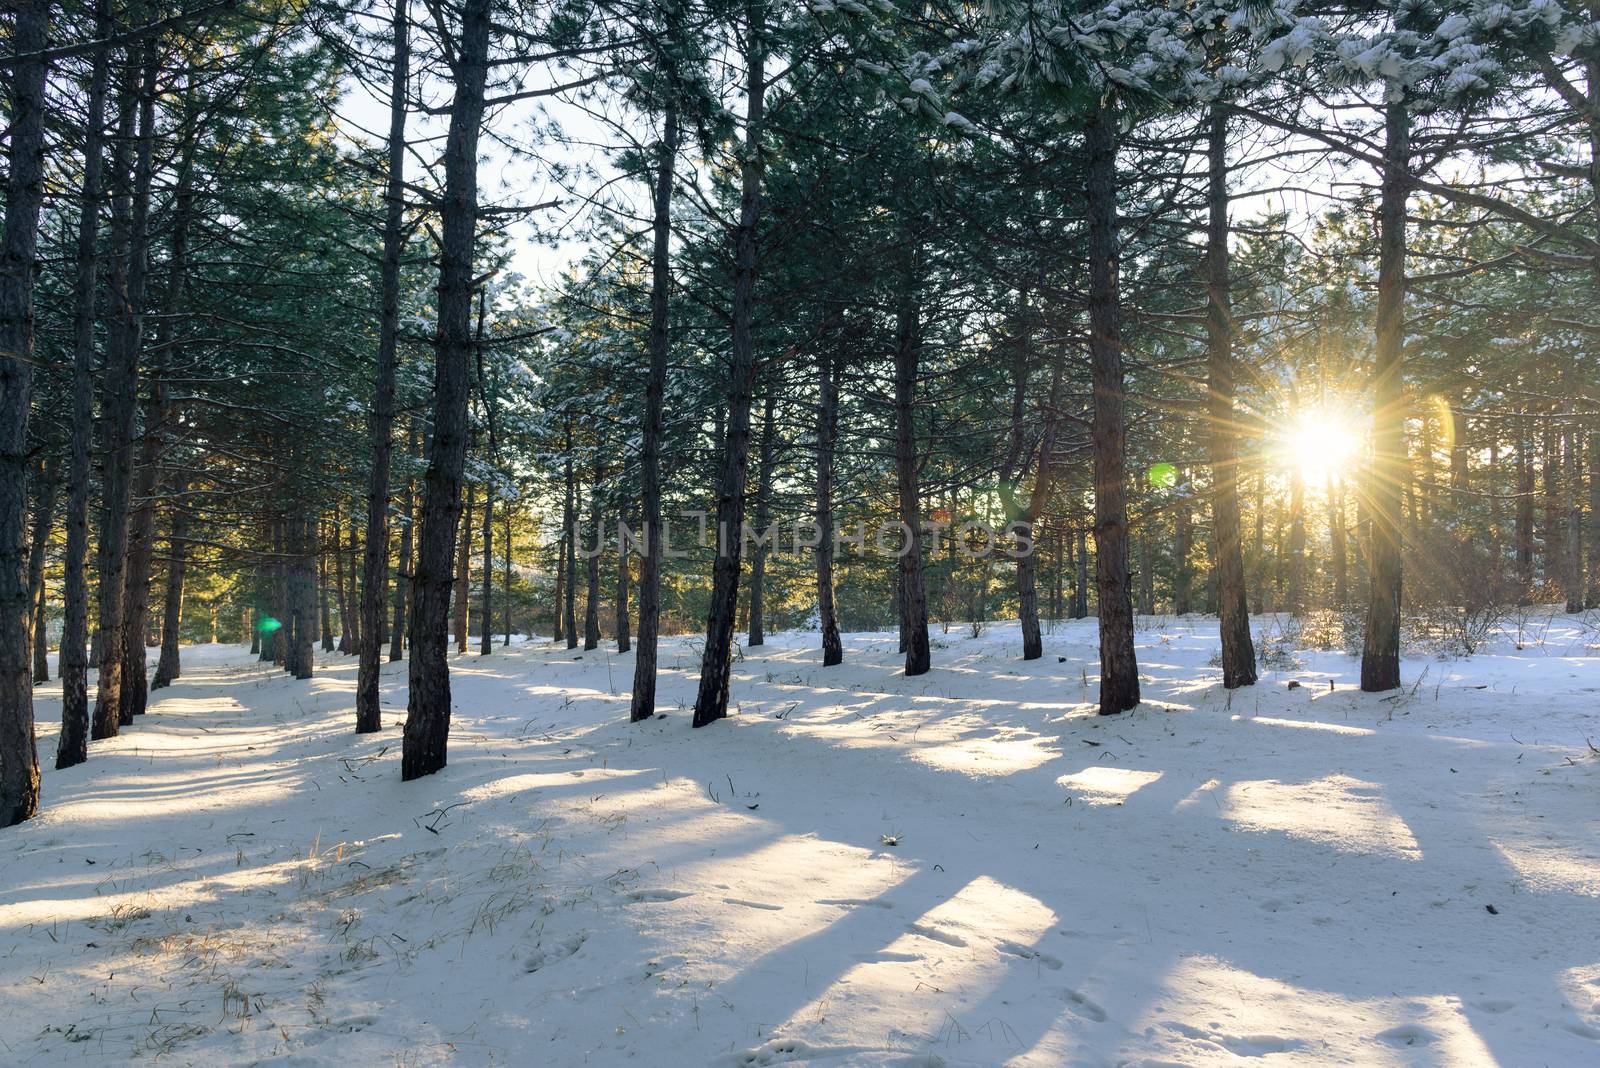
[[615, 523, 630, 653], [562, 419, 577, 649], [401, 0, 490, 780], [583, 480, 600, 651], [998, 321, 1061, 662], [480, 482, 494, 654], [1361, 94, 1410, 693], [893, 249, 931, 677], [332, 516, 350, 652], [0, 0, 50, 825], [1084, 105, 1140, 715], [93, 48, 158, 738], [26, 457, 58, 684], [748, 393, 775, 647], [391, 417, 417, 661], [58, 0, 112, 771], [1072, 528, 1088, 619], [357, 0, 409, 730], [815, 345, 843, 666], [691, 0, 766, 727], [120, 101, 194, 722], [151, 477, 190, 689]]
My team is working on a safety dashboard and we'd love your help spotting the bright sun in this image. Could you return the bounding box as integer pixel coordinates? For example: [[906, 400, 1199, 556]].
[[1283, 410, 1361, 481]]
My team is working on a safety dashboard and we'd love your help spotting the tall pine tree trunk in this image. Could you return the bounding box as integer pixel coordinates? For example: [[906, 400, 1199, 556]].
[[93, 49, 159, 737], [1085, 105, 1139, 714], [1360, 94, 1410, 692], [151, 478, 189, 690], [26, 457, 58, 683], [1204, 104, 1256, 685], [480, 483, 494, 654], [748, 394, 775, 647], [627, 96, 676, 721], [0, 0, 50, 825], [357, 0, 409, 730], [401, 0, 490, 780], [893, 251, 931, 677], [333, 516, 351, 652], [583, 481, 601, 651], [692, 2, 766, 727], [58, 0, 112, 770], [562, 420, 577, 649], [391, 418, 417, 660], [815, 346, 843, 666], [1072, 528, 1088, 619]]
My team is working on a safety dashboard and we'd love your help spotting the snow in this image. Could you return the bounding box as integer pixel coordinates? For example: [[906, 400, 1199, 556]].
[[4, 615, 1600, 1065]]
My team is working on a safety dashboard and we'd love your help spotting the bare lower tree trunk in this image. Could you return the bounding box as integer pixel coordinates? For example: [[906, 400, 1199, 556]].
[[1173, 488, 1193, 616], [27, 457, 58, 683], [816, 346, 843, 666], [402, 0, 490, 780], [562, 420, 577, 649], [503, 499, 513, 645], [480, 483, 494, 654], [748, 394, 775, 647], [93, 49, 158, 738], [289, 517, 315, 680], [319, 545, 334, 652], [391, 418, 417, 661], [333, 517, 351, 652], [120, 368, 170, 722], [894, 252, 931, 677], [1516, 422, 1534, 591], [552, 527, 566, 645], [344, 522, 363, 655], [1360, 95, 1409, 693], [1589, 431, 1600, 608], [151, 480, 189, 690], [583, 481, 601, 651], [0, 0, 50, 825], [692, 2, 766, 727], [1085, 105, 1139, 715], [1072, 528, 1088, 619], [615, 526, 631, 653], [456, 481, 473, 654], [1136, 527, 1153, 615], [358, 0, 409, 730], [1564, 424, 1582, 612], [629, 101, 679, 718], [58, 0, 112, 771], [998, 310, 1061, 663]]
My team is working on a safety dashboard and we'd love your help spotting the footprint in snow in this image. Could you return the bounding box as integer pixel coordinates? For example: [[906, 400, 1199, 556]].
[[1472, 999, 1516, 1014], [1376, 1024, 1436, 1047], [905, 922, 967, 948], [996, 940, 1063, 970], [626, 888, 693, 903], [724, 897, 784, 911], [524, 931, 588, 972], [1060, 989, 1108, 1022]]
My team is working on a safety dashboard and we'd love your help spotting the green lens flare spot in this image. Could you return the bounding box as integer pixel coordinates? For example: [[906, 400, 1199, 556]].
[[258, 617, 282, 634], [1147, 462, 1177, 489]]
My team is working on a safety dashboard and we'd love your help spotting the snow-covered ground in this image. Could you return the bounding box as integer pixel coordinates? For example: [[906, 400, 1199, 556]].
[[3, 615, 1599, 1066]]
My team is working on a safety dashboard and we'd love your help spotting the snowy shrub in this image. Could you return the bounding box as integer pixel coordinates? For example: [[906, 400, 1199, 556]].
[[1254, 615, 1304, 671]]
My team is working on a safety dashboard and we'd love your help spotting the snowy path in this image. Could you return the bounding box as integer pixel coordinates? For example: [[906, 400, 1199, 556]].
[[3, 619, 1599, 1066]]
